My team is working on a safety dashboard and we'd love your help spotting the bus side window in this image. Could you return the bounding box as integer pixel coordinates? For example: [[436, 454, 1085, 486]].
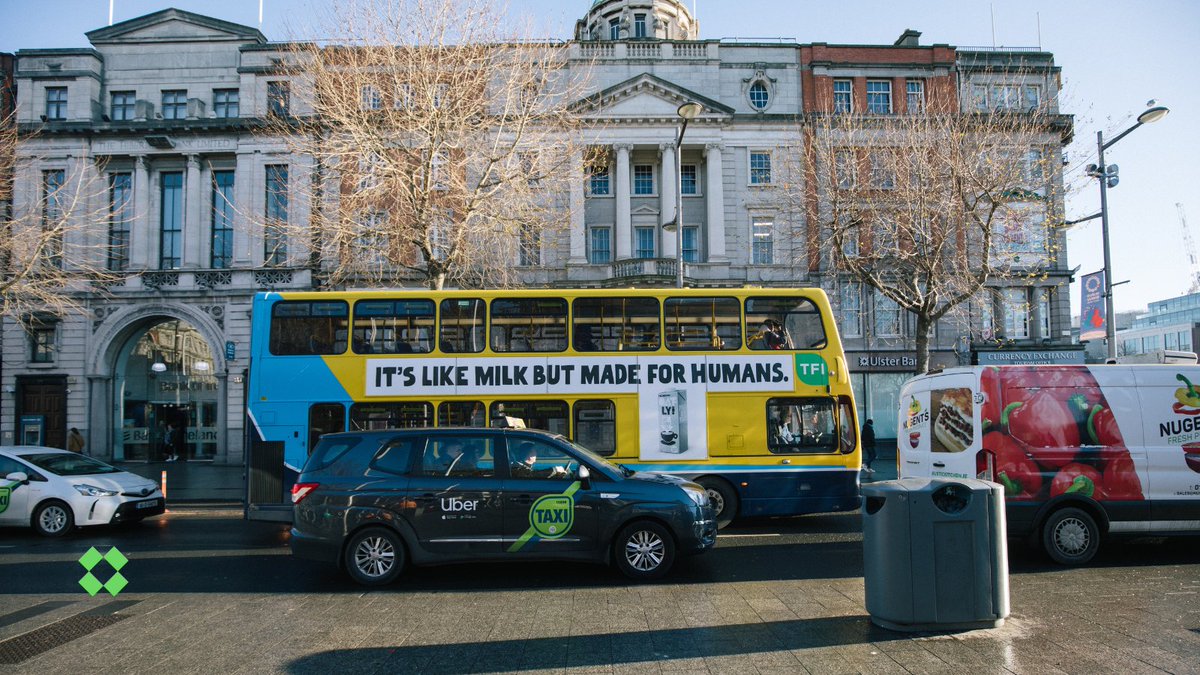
[[573, 400, 616, 456], [439, 298, 486, 354]]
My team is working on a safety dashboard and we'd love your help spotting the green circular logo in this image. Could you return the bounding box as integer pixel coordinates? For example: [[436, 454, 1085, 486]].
[[529, 494, 574, 539]]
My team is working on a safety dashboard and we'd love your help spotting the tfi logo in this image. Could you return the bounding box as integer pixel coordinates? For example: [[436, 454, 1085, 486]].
[[441, 497, 478, 512]]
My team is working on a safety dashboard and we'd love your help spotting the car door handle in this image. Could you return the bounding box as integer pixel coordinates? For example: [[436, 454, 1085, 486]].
[[510, 495, 534, 505], [932, 462, 946, 468]]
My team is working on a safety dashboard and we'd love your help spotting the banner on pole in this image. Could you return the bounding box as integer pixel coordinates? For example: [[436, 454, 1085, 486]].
[[1080, 270, 1107, 342]]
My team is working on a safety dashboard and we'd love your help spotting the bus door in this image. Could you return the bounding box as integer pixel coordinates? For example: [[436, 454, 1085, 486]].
[[405, 434, 505, 554], [500, 436, 600, 554]]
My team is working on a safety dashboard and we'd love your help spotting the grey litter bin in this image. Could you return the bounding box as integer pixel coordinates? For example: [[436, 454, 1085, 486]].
[[861, 477, 1009, 632]]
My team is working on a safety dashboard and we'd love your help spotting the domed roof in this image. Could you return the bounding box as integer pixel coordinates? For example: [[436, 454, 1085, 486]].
[[577, 0, 698, 41]]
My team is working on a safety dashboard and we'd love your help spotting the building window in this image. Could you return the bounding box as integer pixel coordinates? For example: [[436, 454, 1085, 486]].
[[874, 291, 902, 337], [752, 217, 773, 264], [866, 80, 892, 114], [589, 227, 611, 264], [749, 151, 772, 185], [833, 80, 852, 113], [1002, 288, 1029, 339], [430, 151, 449, 190], [108, 173, 133, 271], [633, 165, 654, 195], [361, 85, 382, 110], [906, 80, 925, 113], [518, 223, 540, 266], [161, 90, 186, 119], [31, 324, 57, 363], [681, 226, 699, 263], [634, 226, 656, 259], [45, 87, 67, 120], [1166, 331, 1179, 350], [1023, 85, 1042, 110], [211, 170, 235, 269], [609, 18, 620, 40], [633, 13, 647, 38], [972, 84, 989, 111], [43, 169, 65, 268], [160, 171, 183, 269], [869, 152, 894, 189], [1122, 338, 1139, 356], [680, 164, 698, 195], [265, 165, 289, 266], [268, 81, 290, 116], [749, 81, 770, 110], [1038, 288, 1051, 339], [111, 91, 135, 121], [588, 164, 610, 196], [395, 83, 412, 109], [1143, 335, 1161, 352], [213, 89, 239, 118], [835, 150, 857, 189], [1181, 331, 1193, 351], [840, 284, 862, 337], [838, 213, 860, 258]]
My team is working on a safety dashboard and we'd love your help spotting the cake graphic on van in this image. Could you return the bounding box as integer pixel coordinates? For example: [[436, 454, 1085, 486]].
[[932, 388, 973, 453]]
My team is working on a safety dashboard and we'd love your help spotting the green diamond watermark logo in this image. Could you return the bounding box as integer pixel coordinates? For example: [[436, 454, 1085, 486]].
[[78, 546, 129, 597]]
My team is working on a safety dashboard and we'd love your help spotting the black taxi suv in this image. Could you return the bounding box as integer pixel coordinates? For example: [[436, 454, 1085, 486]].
[[290, 428, 717, 585]]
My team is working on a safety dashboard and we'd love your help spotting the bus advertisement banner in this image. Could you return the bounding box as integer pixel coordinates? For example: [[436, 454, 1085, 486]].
[[363, 354, 818, 462]]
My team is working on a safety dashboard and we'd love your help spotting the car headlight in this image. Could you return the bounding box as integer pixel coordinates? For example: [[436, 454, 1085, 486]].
[[683, 487, 708, 507], [73, 484, 119, 497]]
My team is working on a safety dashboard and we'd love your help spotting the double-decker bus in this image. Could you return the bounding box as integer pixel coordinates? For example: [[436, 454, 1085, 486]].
[[245, 287, 861, 525]]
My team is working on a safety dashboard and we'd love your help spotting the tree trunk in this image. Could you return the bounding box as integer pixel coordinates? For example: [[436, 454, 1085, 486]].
[[914, 313, 932, 374]]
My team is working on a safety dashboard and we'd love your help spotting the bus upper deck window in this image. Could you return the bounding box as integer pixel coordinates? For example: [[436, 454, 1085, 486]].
[[270, 301, 349, 355], [490, 298, 567, 353], [354, 299, 435, 354], [439, 299, 486, 354], [745, 297, 827, 351], [572, 297, 660, 352], [664, 297, 741, 351]]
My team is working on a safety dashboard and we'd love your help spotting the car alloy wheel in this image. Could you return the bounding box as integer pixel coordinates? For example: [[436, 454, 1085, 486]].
[[344, 527, 406, 586], [625, 530, 665, 572], [354, 534, 396, 578], [33, 501, 74, 537], [614, 521, 676, 581]]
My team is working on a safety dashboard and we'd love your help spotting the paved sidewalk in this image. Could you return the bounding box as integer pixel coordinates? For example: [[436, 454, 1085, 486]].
[[114, 460, 244, 503]]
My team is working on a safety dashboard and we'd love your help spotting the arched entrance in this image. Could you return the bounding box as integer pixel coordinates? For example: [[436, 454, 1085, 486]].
[[113, 318, 220, 461]]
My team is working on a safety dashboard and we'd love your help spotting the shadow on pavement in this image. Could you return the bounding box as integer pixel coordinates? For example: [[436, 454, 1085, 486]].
[[283, 616, 909, 674]]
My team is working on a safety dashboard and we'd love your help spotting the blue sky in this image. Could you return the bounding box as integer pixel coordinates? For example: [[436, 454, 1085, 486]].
[[3, 0, 1197, 317]]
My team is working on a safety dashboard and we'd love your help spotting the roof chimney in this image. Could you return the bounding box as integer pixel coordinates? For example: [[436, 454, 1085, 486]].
[[894, 29, 921, 47]]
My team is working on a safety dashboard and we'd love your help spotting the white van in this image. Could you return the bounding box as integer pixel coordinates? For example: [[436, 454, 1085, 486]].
[[897, 365, 1200, 565]]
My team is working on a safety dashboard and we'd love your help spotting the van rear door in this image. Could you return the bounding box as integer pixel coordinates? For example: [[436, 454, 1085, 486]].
[[898, 371, 980, 479], [1133, 366, 1200, 526]]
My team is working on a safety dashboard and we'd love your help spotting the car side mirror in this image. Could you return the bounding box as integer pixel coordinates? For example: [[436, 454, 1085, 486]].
[[577, 465, 591, 489], [5, 471, 29, 485]]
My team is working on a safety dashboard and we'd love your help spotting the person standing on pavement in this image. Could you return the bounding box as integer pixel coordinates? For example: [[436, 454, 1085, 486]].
[[67, 427, 86, 454], [861, 419, 876, 474]]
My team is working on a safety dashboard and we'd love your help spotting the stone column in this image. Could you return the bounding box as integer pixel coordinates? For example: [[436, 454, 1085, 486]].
[[705, 144, 727, 261], [232, 152, 254, 266], [130, 156, 150, 269], [660, 142, 677, 258], [568, 147, 587, 264], [183, 154, 202, 268], [614, 144, 633, 260]]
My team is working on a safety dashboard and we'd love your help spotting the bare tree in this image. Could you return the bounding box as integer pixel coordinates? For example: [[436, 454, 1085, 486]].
[[263, 0, 590, 290], [795, 87, 1072, 372], [0, 113, 119, 325]]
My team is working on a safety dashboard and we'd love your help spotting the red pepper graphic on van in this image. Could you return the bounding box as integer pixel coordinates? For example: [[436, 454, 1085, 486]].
[[984, 432, 1041, 500], [1050, 463, 1103, 499], [1087, 405, 1125, 446], [1100, 450, 1144, 501], [1003, 389, 1079, 468], [980, 367, 1002, 431]]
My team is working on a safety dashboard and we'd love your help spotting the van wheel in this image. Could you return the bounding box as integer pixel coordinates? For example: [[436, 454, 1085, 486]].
[[33, 501, 74, 537], [344, 527, 406, 586], [696, 477, 738, 529], [1042, 507, 1100, 566], [614, 521, 676, 581]]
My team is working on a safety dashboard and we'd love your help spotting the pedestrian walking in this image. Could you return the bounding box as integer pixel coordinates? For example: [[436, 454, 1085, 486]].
[[861, 419, 876, 474], [67, 427, 86, 453]]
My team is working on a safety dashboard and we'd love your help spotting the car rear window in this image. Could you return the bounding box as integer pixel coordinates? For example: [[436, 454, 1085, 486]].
[[305, 436, 363, 472]]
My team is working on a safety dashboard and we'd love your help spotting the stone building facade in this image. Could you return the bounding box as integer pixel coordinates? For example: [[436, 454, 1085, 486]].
[[4, 2, 1073, 464]]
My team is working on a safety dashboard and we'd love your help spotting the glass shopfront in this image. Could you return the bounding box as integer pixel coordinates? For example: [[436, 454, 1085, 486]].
[[114, 320, 219, 461]]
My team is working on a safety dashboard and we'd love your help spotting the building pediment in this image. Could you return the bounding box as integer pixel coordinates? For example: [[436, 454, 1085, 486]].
[[632, 204, 661, 216], [86, 8, 266, 45], [574, 73, 734, 121]]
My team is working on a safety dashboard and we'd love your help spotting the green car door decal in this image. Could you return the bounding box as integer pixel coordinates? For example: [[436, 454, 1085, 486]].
[[508, 481, 581, 552], [0, 484, 9, 515]]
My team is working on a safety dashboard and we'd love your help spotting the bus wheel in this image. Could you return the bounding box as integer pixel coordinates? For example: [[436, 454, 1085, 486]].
[[344, 527, 405, 586], [697, 478, 738, 529], [614, 520, 676, 581], [1042, 507, 1100, 566]]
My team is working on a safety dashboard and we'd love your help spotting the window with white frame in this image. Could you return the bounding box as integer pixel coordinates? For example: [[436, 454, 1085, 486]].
[[1023, 85, 1042, 110], [749, 81, 770, 110], [833, 80, 852, 113], [609, 18, 620, 40], [749, 151, 772, 185], [361, 85, 382, 110], [45, 87, 67, 120], [838, 213, 860, 258], [751, 217, 774, 264], [431, 151, 449, 190], [972, 84, 988, 111], [432, 83, 449, 109], [906, 80, 925, 113], [977, 291, 996, 338], [869, 152, 894, 189], [31, 323, 57, 363], [395, 83, 412, 109], [111, 91, 135, 121], [874, 291, 902, 337], [681, 226, 699, 263], [866, 80, 892, 114], [1024, 149, 1046, 190], [840, 284, 863, 337], [589, 163, 610, 196], [990, 84, 1019, 110], [161, 90, 186, 119], [1038, 288, 1051, 339], [518, 223, 540, 266], [835, 149, 856, 189], [633, 13, 647, 38], [634, 226, 656, 258], [264, 165, 289, 266], [213, 89, 239, 118], [633, 165, 654, 195], [680, 164, 698, 195], [1002, 288, 1029, 339], [589, 226, 611, 263], [108, 172, 133, 271]]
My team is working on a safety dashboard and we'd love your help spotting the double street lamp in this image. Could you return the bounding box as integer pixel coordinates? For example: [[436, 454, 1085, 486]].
[[1084, 102, 1169, 360], [663, 101, 704, 288]]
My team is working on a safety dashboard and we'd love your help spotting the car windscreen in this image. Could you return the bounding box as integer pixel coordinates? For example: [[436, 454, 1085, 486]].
[[21, 453, 121, 476]]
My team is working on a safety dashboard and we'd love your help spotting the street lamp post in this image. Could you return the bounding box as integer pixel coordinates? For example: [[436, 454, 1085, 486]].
[[1087, 103, 1168, 361], [664, 102, 703, 288]]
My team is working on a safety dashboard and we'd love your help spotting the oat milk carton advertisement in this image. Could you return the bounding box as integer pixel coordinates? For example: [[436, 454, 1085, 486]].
[[657, 390, 688, 454]]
